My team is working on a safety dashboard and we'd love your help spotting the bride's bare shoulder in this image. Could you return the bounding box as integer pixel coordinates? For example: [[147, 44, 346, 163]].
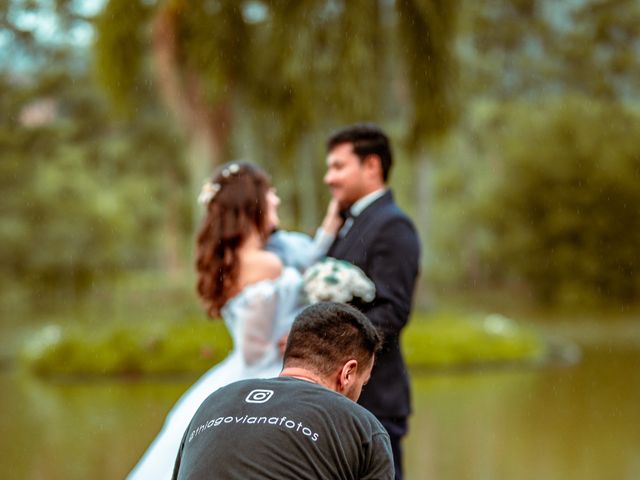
[[238, 250, 283, 287]]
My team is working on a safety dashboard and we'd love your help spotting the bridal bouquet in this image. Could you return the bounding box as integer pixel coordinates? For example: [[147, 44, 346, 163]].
[[303, 257, 376, 304]]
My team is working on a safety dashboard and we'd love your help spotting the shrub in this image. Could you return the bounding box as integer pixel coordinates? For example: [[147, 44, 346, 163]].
[[20, 312, 547, 377], [20, 320, 232, 378]]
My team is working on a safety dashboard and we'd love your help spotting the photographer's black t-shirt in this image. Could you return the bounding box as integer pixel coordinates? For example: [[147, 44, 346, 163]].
[[172, 376, 393, 479]]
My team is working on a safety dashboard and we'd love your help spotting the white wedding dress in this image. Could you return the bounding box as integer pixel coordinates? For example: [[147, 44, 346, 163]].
[[127, 230, 332, 480]]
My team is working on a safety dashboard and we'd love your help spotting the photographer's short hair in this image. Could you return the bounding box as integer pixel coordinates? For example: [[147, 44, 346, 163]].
[[283, 302, 382, 376], [327, 123, 393, 182]]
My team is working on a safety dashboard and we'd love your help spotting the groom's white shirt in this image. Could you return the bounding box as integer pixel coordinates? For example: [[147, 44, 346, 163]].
[[337, 188, 387, 239], [350, 188, 387, 217]]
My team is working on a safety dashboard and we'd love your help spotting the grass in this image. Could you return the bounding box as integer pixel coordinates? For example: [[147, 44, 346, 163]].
[[404, 312, 547, 370], [19, 318, 232, 378], [19, 310, 548, 378]]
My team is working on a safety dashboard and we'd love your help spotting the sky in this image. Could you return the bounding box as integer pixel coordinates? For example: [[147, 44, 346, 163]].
[[1, 0, 105, 70]]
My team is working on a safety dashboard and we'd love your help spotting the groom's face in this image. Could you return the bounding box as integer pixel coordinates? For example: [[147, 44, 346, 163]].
[[324, 142, 367, 209]]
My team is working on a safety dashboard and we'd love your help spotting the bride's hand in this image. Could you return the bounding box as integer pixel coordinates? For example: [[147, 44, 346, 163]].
[[321, 199, 342, 235]]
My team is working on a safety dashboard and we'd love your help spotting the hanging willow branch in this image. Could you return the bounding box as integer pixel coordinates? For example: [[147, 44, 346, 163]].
[[396, 0, 459, 150], [93, 0, 151, 115], [94, 0, 460, 168]]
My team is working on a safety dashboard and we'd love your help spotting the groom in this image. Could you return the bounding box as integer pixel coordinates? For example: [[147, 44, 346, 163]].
[[324, 124, 420, 480]]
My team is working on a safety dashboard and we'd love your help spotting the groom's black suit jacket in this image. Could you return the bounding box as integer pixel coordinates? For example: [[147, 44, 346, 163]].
[[328, 190, 420, 419]]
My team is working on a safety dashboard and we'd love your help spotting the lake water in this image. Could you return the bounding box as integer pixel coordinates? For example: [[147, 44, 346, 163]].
[[1, 346, 638, 479], [405, 346, 640, 480]]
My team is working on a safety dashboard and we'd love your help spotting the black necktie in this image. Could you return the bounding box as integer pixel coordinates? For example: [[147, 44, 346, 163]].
[[338, 210, 354, 238]]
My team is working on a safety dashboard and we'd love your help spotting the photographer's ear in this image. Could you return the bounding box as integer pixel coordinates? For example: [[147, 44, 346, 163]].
[[338, 359, 359, 391]]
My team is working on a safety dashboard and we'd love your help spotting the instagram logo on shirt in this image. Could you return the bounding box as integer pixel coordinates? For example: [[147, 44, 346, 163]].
[[245, 389, 274, 403]]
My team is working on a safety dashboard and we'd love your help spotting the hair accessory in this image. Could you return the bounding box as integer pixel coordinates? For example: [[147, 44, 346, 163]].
[[221, 163, 240, 178], [198, 181, 221, 205]]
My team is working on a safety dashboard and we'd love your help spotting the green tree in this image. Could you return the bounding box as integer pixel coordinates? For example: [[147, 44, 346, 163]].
[[93, 0, 460, 226], [0, 73, 187, 311], [423, 0, 640, 306], [428, 96, 640, 306], [459, 0, 640, 100]]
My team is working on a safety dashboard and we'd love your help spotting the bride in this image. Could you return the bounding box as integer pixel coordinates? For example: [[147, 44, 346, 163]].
[[127, 161, 341, 479]]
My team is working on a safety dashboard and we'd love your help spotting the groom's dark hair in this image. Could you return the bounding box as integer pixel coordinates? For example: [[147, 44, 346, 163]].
[[327, 123, 393, 182], [283, 302, 382, 377]]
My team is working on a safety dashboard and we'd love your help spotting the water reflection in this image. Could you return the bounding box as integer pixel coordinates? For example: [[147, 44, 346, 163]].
[[0, 372, 192, 479], [405, 348, 640, 480], [1, 348, 638, 479]]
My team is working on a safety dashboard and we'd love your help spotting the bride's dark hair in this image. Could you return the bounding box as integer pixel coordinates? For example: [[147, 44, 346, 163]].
[[196, 161, 272, 317]]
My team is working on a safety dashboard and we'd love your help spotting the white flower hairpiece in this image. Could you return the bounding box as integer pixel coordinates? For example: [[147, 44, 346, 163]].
[[198, 181, 221, 205], [221, 163, 240, 178], [198, 164, 241, 205]]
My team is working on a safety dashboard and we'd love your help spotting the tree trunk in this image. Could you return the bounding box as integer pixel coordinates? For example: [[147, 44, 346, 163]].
[[152, 5, 233, 232], [415, 147, 431, 258]]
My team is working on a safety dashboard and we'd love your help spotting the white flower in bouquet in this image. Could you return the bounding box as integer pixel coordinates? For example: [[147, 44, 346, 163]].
[[303, 257, 375, 304]]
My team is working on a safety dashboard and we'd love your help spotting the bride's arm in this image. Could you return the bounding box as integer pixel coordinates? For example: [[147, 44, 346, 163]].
[[238, 253, 282, 365], [241, 286, 279, 365], [266, 199, 342, 271]]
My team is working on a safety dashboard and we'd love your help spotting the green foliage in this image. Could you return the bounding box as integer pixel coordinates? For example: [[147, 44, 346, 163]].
[[93, 0, 153, 114], [0, 71, 188, 306], [93, 0, 391, 122], [20, 310, 545, 377], [92, 0, 458, 186], [6, 0, 640, 316], [429, 95, 640, 306], [176, 0, 248, 105], [397, 0, 459, 147], [460, 0, 640, 99], [20, 319, 232, 377]]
